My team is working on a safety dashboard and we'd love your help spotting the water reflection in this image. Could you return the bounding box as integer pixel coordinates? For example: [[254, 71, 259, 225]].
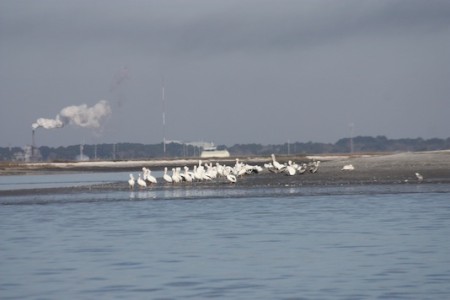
[[129, 190, 157, 200], [0, 171, 164, 191]]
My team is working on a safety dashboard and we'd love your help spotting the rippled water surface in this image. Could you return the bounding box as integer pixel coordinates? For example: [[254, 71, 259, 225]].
[[0, 172, 162, 190], [1, 176, 450, 299]]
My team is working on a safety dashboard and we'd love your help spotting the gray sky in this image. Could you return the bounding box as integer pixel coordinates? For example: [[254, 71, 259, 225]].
[[1, 0, 449, 147]]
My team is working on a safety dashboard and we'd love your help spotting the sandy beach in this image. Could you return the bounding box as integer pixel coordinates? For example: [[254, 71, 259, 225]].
[[1, 150, 449, 197]]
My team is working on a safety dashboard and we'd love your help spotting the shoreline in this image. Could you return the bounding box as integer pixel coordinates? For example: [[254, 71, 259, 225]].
[[1, 151, 437, 175], [1, 151, 449, 197]]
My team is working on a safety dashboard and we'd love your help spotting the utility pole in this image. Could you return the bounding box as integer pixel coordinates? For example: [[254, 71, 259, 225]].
[[287, 139, 290, 155], [349, 123, 354, 154]]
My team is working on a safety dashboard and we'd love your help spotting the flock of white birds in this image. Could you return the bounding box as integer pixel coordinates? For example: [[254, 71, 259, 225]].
[[127, 154, 322, 189], [126, 153, 427, 189]]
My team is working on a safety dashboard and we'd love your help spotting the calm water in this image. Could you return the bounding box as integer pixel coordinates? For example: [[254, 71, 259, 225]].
[[1, 174, 450, 299], [0, 171, 162, 190]]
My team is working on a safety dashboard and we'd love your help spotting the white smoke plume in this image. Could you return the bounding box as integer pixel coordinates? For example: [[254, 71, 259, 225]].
[[32, 100, 111, 130], [32, 117, 64, 130]]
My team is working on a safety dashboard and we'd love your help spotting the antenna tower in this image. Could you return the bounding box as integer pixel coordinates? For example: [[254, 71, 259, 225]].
[[162, 78, 166, 155], [349, 123, 354, 154]]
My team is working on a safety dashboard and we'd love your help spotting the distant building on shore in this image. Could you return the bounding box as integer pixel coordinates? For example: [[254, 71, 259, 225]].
[[200, 143, 230, 158]]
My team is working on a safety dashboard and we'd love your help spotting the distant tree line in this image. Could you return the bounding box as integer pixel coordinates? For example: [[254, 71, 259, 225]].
[[1, 136, 449, 162], [227, 136, 450, 156]]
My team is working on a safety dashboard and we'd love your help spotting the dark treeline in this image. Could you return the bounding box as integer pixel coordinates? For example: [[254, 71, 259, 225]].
[[1, 136, 450, 161], [228, 136, 450, 156]]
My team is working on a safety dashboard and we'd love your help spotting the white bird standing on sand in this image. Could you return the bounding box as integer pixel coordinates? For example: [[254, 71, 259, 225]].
[[137, 173, 147, 189], [309, 160, 320, 173], [233, 158, 243, 175], [128, 173, 135, 190], [264, 162, 274, 170], [202, 171, 213, 181], [342, 164, 355, 171], [415, 172, 423, 182], [284, 161, 297, 176], [248, 165, 263, 174], [216, 163, 225, 177], [163, 167, 173, 183], [271, 153, 285, 172], [297, 163, 307, 174], [206, 163, 218, 179]]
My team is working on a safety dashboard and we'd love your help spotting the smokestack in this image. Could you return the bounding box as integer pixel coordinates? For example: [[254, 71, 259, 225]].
[[32, 129, 35, 149], [30, 129, 41, 161], [31, 129, 35, 161]]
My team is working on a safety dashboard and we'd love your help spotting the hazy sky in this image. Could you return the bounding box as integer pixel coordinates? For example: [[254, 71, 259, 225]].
[[1, 0, 449, 147]]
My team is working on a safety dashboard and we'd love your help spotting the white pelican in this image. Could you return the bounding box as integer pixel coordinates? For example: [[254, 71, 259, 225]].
[[415, 172, 423, 182], [282, 160, 296, 176], [247, 165, 263, 174], [342, 164, 355, 171], [142, 167, 149, 176], [175, 167, 183, 182], [137, 173, 147, 189], [233, 158, 243, 175], [163, 167, 173, 183], [297, 163, 307, 174], [226, 174, 237, 183], [182, 166, 193, 182], [202, 171, 212, 181], [128, 173, 135, 190], [146, 169, 157, 184], [142, 167, 149, 184], [206, 163, 218, 179], [309, 160, 320, 173], [285, 165, 296, 176], [264, 162, 274, 169], [172, 168, 181, 183], [236, 166, 247, 177], [193, 166, 203, 181], [216, 163, 225, 177], [271, 154, 285, 172]]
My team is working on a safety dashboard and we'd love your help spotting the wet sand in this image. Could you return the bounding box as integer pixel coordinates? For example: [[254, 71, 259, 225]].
[[1, 151, 449, 197]]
